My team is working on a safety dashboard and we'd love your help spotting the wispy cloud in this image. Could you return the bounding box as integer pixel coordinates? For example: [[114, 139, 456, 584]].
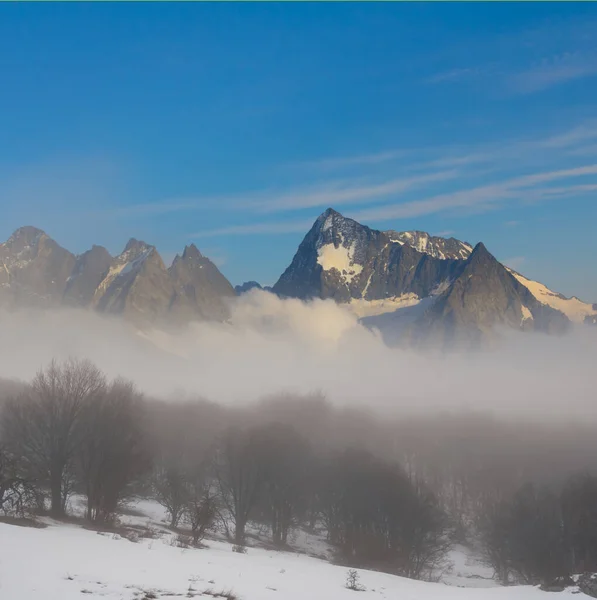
[[190, 219, 315, 238], [191, 164, 597, 238], [108, 199, 208, 218], [291, 120, 597, 183], [101, 121, 597, 240], [410, 153, 492, 171], [351, 164, 597, 222], [107, 170, 460, 219], [537, 120, 597, 149], [298, 149, 406, 171], [509, 53, 597, 94], [245, 170, 459, 213], [509, 52, 597, 94], [567, 143, 597, 157]]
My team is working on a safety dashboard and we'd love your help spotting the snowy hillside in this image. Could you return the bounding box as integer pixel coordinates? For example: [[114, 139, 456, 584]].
[[0, 513, 581, 600]]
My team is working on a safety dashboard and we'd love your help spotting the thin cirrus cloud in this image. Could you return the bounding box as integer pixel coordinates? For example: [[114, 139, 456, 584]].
[[106, 121, 597, 241], [296, 149, 407, 171], [244, 170, 459, 213], [192, 166, 597, 239], [508, 52, 597, 95], [351, 164, 597, 222], [426, 57, 597, 95], [290, 120, 597, 182], [537, 120, 597, 150], [108, 169, 460, 219], [190, 218, 316, 239]]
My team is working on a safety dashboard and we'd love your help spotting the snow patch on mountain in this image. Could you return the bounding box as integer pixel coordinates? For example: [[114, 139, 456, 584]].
[[317, 239, 363, 283], [521, 304, 533, 323], [95, 246, 153, 296], [95, 261, 127, 295], [509, 270, 597, 324], [347, 293, 421, 318]]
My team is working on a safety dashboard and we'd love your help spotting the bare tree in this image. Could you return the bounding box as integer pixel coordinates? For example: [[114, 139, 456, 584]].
[[0, 358, 107, 517], [185, 489, 218, 546], [477, 496, 512, 585], [561, 473, 597, 574], [0, 445, 36, 517], [152, 460, 191, 528], [214, 426, 265, 544], [399, 480, 451, 581], [477, 482, 568, 585], [313, 448, 450, 580], [256, 423, 311, 546], [77, 378, 149, 524]]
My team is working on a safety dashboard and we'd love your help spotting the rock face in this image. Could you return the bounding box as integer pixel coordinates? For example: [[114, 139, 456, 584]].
[[63, 245, 113, 307], [168, 244, 236, 322], [273, 208, 575, 347], [411, 242, 570, 348], [383, 230, 473, 260], [272, 208, 462, 302], [0, 226, 76, 308], [0, 228, 235, 327], [92, 239, 176, 325]]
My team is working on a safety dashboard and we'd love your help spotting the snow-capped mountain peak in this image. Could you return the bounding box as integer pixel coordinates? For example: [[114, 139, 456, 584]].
[[507, 268, 597, 324], [384, 229, 473, 260]]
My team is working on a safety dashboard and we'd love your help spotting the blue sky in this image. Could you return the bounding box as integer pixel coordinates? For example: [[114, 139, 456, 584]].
[[1, 3, 597, 300]]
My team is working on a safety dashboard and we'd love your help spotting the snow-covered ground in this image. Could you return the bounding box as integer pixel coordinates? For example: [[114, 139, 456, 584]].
[[442, 544, 496, 588], [0, 500, 587, 599]]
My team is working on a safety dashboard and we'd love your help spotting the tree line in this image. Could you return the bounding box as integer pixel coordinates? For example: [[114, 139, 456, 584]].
[[1, 358, 597, 585]]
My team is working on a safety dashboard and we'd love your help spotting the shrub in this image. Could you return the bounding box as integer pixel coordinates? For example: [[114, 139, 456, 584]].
[[346, 569, 364, 591]]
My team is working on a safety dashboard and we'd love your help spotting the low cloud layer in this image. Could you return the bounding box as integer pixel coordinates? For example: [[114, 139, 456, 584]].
[[0, 290, 594, 421]]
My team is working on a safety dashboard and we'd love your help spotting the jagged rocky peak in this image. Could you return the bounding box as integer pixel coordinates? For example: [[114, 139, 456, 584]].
[[92, 238, 172, 325], [2, 225, 46, 250], [0, 226, 237, 326], [75, 244, 112, 266], [273, 208, 382, 301], [121, 238, 155, 260], [63, 245, 113, 307], [313, 207, 372, 249], [180, 243, 203, 260], [0, 226, 76, 308], [168, 243, 236, 322], [384, 229, 473, 260], [466, 241, 490, 262], [273, 207, 462, 302], [410, 241, 570, 349]]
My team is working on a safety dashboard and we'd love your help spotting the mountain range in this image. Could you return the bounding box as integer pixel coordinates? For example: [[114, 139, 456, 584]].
[[1, 211, 595, 347], [270, 208, 594, 347], [0, 226, 235, 327]]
